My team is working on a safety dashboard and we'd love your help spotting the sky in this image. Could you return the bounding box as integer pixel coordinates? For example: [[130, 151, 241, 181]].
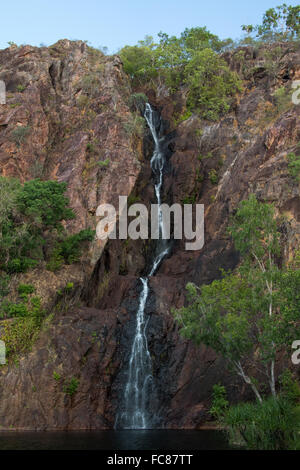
[[0, 0, 299, 53]]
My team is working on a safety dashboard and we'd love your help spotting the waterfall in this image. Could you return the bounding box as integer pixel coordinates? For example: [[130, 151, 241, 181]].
[[116, 103, 169, 429]]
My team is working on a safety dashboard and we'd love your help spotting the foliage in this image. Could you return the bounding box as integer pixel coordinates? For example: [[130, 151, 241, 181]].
[[210, 384, 229, 420], [273, 86, 293, 113], [174, 195, 300, 402], [208, 169, 218, 184], [53, 371, 61, 381], [47, 229, 95, 271], [242, 4, 300, 42], [123, 113, 145, 137], [0, 177, 94, 275], [1, 294, 45, 359], [279, 369, 300, 403], [287, 148, 300, 181], [97, 158, 110, 168], [1, 316, 41, 359], [129, 92, 148, 112], [11, 126, 31, 146], [16, 179, 75, 230], [224, 395, 300, 450], [63, 376, 79, 397], [1, 294, 44, 321], [17, 284, 35, 296], [120, 28, 242, 121], [184, 48, 242, 120], [80, 73, 101, 98], [16, 84, 25, 92]]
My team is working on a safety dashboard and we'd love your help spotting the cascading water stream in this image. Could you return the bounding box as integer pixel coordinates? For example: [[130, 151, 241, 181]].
[[116, 103, 169, 429]]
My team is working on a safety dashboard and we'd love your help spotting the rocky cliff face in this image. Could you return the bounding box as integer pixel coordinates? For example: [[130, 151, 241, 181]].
[[0, 41, 299, 429]]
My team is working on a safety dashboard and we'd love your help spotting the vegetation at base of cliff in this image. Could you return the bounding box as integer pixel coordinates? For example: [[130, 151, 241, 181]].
[[119, 4, 299, 121], [210, 371, 300, 450], [174, 194, 300, 406]]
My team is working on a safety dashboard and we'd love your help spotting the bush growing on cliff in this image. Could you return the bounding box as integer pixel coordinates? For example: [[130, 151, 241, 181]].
[[174, 195, 300, 403], [212, 371, 300, 450], [63, 376, 79, 397], [123, 113, 146, 138], [0, 177, 94, 275], [1, 316, 41, 359], [224, 395, 300, 450], [242, 4, 300, 43], [16, 179, 75, 230], [184, 48, 242, 120], [120, 28, 241, 121], [287, 148, 300, 181], [11, 126, 31, 146]]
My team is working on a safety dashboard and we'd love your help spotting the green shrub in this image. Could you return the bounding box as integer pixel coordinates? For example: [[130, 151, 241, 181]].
[[197, 152, 213, 161], [279, 369, 300, 403], [53, 371, 61, 381], [11, 126, 31, 146], [0, 274, 10, 298], [59, 229, 95, 264], [185, 49, 242, 120], [208, 168, 218, 184], [1, 301, 28, 318], [123, 113, 145, 138], [0, 295, 44, 320], [47, 229, 95, 270], [96, 158, 110, 168], [273, 86, 293, 113], [120, 28, 242, 120], [0, 177, 77, 274], [287, 150, 300, 181], [1, 316, 41, 358], [46, 245, 64, 272], [18, 284, 35, 296], [224, 396, 300, 450], [17, 179, 75, 229], [63, 377, 79, 397], [182, 194, 196, 204], [129, 92, 148, 111], [65, 282, 74, 292], [16, 84, 26, 92], [210, 384, 229, 420]]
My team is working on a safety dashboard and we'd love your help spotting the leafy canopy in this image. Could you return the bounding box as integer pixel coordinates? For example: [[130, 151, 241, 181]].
[[174, 195, 300, 401]]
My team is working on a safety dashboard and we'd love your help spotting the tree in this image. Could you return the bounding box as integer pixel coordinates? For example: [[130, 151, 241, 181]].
[[185, 48, 242, 121], [174, 195, 300, 402], [0, 178, 78, 274], [242, 4, 300, 42], [16, 179, 75, 230]]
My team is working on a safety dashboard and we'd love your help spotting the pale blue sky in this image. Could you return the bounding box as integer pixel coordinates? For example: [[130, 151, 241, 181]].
[[0, 0, 299, 52]]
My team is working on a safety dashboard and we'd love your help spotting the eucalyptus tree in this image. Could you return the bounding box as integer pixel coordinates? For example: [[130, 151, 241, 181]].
[[174, 195, 300, 402]]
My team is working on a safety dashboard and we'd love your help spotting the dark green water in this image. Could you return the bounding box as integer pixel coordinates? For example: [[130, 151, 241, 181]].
[[0, 429, 231, 450]]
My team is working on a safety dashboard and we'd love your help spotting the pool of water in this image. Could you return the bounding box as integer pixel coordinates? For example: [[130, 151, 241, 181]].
[[0, 429, 231, 450]]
